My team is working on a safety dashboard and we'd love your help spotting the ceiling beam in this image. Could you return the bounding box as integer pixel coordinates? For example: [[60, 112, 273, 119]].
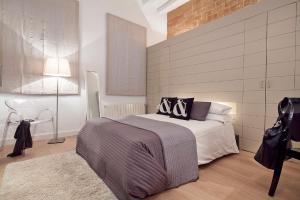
[[157, 0, 177, 12]]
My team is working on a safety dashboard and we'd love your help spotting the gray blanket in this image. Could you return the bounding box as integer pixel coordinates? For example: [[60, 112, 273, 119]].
[[76, 116, 198, 199]]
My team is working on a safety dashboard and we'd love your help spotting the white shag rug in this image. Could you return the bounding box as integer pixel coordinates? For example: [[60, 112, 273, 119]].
[[0, 152, 117, 200]]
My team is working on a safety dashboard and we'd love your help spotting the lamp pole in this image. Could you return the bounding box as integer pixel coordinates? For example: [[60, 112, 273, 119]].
[[48, 77, 65, 144], [44, 58, 70, 144]]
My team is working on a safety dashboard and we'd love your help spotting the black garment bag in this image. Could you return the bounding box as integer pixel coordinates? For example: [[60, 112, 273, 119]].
[[7, 120, 33, 157], [254, 97, 294, 170]]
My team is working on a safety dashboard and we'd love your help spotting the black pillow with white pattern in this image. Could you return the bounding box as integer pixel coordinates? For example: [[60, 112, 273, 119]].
[[157, 97, 177, 116], [170, 98, 194, 120]]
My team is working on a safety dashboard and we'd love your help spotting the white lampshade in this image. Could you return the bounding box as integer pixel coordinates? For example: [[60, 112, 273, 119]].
[[44, 58, 71, 77]]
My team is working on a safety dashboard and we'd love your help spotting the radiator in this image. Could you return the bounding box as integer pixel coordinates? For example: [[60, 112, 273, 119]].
[[101, 103, 146, 120]]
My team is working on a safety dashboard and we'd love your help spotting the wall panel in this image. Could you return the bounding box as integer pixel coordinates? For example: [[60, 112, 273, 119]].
[[266, 2, 299, 149], [107, 14, 146, 96], [147, 0, 300, 152]]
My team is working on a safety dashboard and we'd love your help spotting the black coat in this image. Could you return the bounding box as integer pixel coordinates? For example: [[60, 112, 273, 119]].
[[7, 120, 32, 157]]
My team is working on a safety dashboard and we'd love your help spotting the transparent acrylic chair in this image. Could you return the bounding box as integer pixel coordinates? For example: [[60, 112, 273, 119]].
[[0, 99, 55, 150]]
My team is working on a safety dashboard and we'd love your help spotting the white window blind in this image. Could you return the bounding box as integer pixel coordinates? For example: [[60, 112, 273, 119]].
[[0, 0, 79, 95]]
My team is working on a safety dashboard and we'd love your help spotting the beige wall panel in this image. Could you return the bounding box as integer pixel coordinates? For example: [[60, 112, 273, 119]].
[[265, 103, 278, 125], [170, 33, 244, 60], [167, 92, 243, 103], [147, 61, 164, 69], [147, 48, 169, 59], [160, 79, 169, 87], [295, 75, 300, 89], [244, 51, 266, 67], [296, 61, 300, 75], [268, 47, 295, 64], [296, 31, 300, 45], [266, 90, 300, 103], [245, 26, 267, 43], [295, 62, 300, 78], [268, 32, 295, 50], [147, 106, 157, 114], [168, 80, 243, 93], [147, 62, 169, 72], [147, 43, 168, 54], [243, 127, 264, 141], [171, 45, 244, 68], [160, 86, 169, 94], [267, 61, 295, 77], [244, 39, 266, 55], [296, 16, 300, 30], [169, 56, 243, 76], [244, 65, 266, 79], [233, 114, 243, 125], [243, 103, 265, 116], [265, 2, 297, 140], [147, 72, 160, 80], [245, 13, 267, 30], [268, 3, 296, 24], [268, 18, 296, 37], [296, 46, 300, 60], [147, 83, 160, 94], [243, 115, 265, 129], [158, 68, 169, 76], [168, 69, 243, 85], [170, 22, 244, 53], [267, 76, 295, 90], [147, 55, 169, 66], [244, 78, 265, 91], [243, 91, 265, 103]]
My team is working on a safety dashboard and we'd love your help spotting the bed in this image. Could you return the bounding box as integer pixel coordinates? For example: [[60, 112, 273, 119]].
[[138, 114, 239, 165], [76, 113, 239, 200]]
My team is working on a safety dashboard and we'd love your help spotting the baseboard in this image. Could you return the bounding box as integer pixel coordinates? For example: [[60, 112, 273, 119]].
[[0, 130, 79, 147]]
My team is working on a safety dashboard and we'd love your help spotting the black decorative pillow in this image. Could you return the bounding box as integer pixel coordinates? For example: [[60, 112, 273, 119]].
[[157, 97, 177, 116], [170, 98, 194, 120]]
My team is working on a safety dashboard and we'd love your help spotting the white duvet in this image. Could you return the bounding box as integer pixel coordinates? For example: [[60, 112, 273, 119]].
[[138, 114, 239, 165]]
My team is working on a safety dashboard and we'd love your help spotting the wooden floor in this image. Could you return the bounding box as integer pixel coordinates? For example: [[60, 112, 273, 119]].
[[0, 137, 299, 200]]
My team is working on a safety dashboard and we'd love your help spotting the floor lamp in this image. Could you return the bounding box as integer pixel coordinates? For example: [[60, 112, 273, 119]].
[[44, 58, 71, 144]]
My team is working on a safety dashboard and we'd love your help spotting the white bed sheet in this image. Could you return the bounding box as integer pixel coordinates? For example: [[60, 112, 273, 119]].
[[138, 114, 239, 165]]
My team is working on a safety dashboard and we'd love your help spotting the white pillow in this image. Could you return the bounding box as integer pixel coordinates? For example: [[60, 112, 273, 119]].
[[206, 113, 232, 123], [209, 102, 232, 115]]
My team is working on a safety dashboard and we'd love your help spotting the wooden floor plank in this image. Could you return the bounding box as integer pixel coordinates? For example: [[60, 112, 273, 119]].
[[0, 136, 299, 200]]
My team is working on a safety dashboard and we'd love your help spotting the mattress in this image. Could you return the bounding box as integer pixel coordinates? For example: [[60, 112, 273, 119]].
[[138, 114, 239, 165]]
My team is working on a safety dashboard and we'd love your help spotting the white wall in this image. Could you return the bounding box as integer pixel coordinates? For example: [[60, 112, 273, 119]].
[[0, 0, 167, 145]]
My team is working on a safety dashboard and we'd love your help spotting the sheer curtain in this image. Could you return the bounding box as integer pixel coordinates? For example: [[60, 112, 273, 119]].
[[0, 0, 79, 94]]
